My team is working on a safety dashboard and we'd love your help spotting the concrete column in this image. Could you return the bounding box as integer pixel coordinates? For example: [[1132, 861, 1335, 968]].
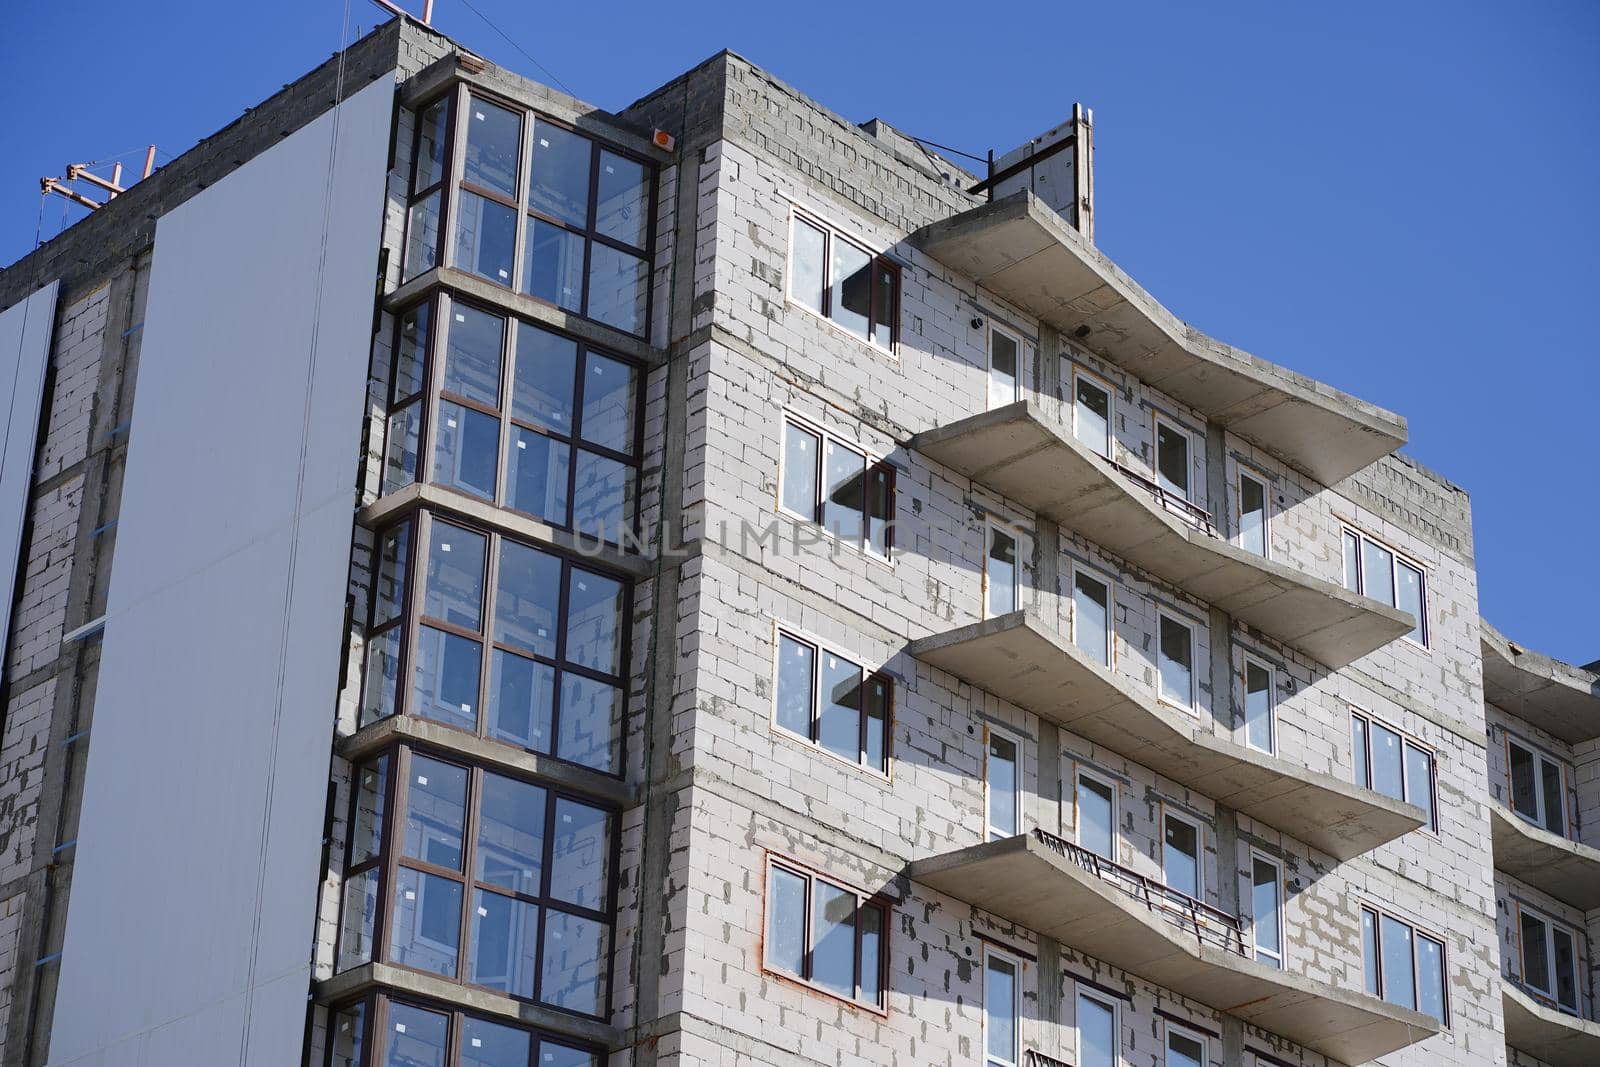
[[1037, 937, 1063, 1058], [1036, 325, 1063, 408], [1205, 423, 1228, 536], [1222, 1017, 1245, 1064], [1038, 720, 1063, 836], [1208, 605, 1234, 737]]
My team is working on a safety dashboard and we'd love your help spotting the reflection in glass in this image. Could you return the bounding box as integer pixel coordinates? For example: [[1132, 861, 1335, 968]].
[[818, 652, 862, 762], [488, 649, 555, 752], [493, 540, 561, 659], [811, 880, 856, 997], [1240, 474, 1267, 556], [1362, 539, 1395, 607], [776, 635, 814, 738], [424, 523, 486, 629], [470, 889, 539, 998], [988, 330, 1018, 410], [1078, 994, 1115, 1067], [454, 191, 517, 286], [390, 868, 462, 977], [461, 1016, 531, 1067], [984, 953, 1017, 1063], [822, 440, 865, 545], [540, 910, 608, 1015], [1380, 914, 1416, 1009], [412, 626, 481, 730], [595, 150, 649, 247], [350, 758, 388, 866], [1417, 934, 1446, 1022], [329, 1002, 365, 1067], [403, 755, 468, 868], [361, 627, 401, 726], [572, 450, 633, 539], [413, 98, 449, 192], [587, 243, 649, 336], [986, 526, 1016, 619], [523, 218, 585, 312], [557, 674, 622, 774], [475, 772, 545, 896], [529, 121, 591, 227], [384, 1003, 447, 1067], [1403, 741, 1434, 828], [383, 401, 421, 493], [1077, 775, 1114, 859], [1369, 721, 1403, 800], [1164, 817, 1199, 898], [550, 798, 611, 910], [443, 305, 503, 406], [404, 190, 441, 281], [564, 569, 624, 674], [1157, 615, 1193, 706], [394, 303, 430, 400], [580, 352, 637, 453], [1252, 857, 1282, 966], [830, 239, 872, 339], [782, 423, 819, 519], [512, 324, 577, 431], [337, 868, 378, 972], [1074, 376, 1110, 457], [987, 732, 1018, 840], [1245, 661, 1273, 752], [1396, 559, 1424, 641], [1156, 422, 1189, 498], [790, 218, 826, 314], [507, 426, 571, 524], [374, 525, 410, 626], [433, 401, 499, 500], [462, 97, 520, 197], [1073, 571, 1110, 666], [767, 866, 806, 975]]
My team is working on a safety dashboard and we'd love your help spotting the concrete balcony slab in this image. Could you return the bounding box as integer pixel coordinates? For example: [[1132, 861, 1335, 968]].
[[1490, 803, 1600, 910], [1481, 619, 1600, 744], [909, 611, 1425, 860], [911, 401, 1414, 670], [1502, 980, 1600, 1067], [910, 193, 1406, 485], [907, 831, 1439, 1064]]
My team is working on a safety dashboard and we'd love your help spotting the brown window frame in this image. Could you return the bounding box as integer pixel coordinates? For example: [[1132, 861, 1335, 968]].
[[777, 413, 897, 559], [787, 210, 901, 352], [401, 93, 457, 282], [321, 989, 606, 1066], [761, 854, 891, 1013], [771, 627, 894, 776]]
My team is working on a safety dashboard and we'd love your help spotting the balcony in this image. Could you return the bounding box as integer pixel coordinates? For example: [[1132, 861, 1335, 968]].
[[911, 401, 1414, 670], [1481, 619, 1600, 744], [909, 611, 1425, 860], [909, 192, 1407, 485], [1502, 979, 1600, 1067], [1489, 803, 1600, 910], [908, 829, 1438, 1063]]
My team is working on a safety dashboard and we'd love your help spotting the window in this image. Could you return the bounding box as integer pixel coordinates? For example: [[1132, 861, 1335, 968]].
[[1076, 770, 1116, 860], [779, 416, 895, 558], [402, 96, 453, 281], [1350, 711, 1435, 830], [1162, 810, 1201, 899], [1239, 470, 1268, 557], [986, 522, 1020, 618], [764, 858, 887, 1009], [1507, 737, 1568, 837], [1154, 418, 1190, 500], [1071, 367, 1113, 459], [773, 631, 891, 774], [1076, 989, 1117, 1067], [455, 96, 522, 290], [1361, 906, 1447, 1023], [986, 727, 1023, 841], [1164, 1023, 1206, 1067], [360, 514, 629, 776], [1243, 657, 1274, 753], [324, 995, 602, 1067], [788, 212, 898, 350], [336, 750, 617, 1019], [1519, 906, 1580, 1015], [987, 325, 1022, 410], [1341, 526, 1427, 645], [1157, 613, 1195, 709], [984, 947, 1021, 1067], [1250, 855, 1283, 969], [1071, 567, 1112, 667]]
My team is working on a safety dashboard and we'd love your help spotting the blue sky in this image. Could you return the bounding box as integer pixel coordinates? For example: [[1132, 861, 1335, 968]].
[[2, 1, 1595, 663]]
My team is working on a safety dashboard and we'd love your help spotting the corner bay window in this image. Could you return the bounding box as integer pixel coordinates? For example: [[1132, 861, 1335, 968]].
[[788, 212, 898, 350], [1361, 906, 1447, 1023], [764, 858, 887, 1009], [1342, 526, 1426, 644], [327, 996, 601, 1067], [336, 749, 618, 1019], [402, 97, 451, 282], [779, 416, 895, 557], [1350, 710, 1436, 830], [774, 631, 891, 774], [360, 512, 629, 776]]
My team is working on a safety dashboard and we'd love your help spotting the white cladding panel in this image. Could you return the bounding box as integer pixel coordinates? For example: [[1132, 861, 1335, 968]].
[[0, 280, 61, 684], [48, 75, 395, 1065]]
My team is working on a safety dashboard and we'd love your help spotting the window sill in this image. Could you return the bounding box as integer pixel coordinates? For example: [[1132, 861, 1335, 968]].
[[761, 966, 889, 1018], [786, 297, 899, 362], [770, 721, 892, 784]]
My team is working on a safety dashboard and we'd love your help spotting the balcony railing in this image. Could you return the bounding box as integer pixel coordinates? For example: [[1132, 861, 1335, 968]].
[[1023, 1051, 1073, 1067], [1113, 458, 1217, 536], [1032, 828, 1245, 956]]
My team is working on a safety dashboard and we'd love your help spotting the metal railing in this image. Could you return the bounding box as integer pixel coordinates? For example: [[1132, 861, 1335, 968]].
[[1023, 1050, 1073, 1067], [1113, 460, 1218, 536], [1033, 828, 1245, 956]]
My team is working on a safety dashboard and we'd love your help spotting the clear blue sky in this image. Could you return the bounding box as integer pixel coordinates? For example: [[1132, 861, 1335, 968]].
[[2, 0, 1595, 663]]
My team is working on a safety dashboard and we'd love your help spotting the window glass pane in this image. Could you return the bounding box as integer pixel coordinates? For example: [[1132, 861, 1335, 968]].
[[475, 772, 546, 896], [471, 889, 539, 998], [988, 330, 1018, 410], [413, 98, 449, 192], [463, 97, 520, 198], [1240, 475, 1267, 556], [1370, 722, 1403, 800], [873, 263, 896, 348], [404, 190, 442, 281], [1509, 743, 1538, 821], [337, 867, 378, 972], [811, 880, 857, 997], [1073, 571, 1110, 666], [818, 652, 863, 762], [550, 798, 611, 911], [412, 626, 481, 730], [860, 903, 883, 1005], [1553, 927, 1577, 1012], [1245, 661, 1273, 752], [329, 1002, 365, 1067], [492, 540, 561, 658], [564, 568, 624, 674], [782, 423, 820, 519], [425, 523, 486, 629], [433, 401, 499, 500], [511, 323, 577, 432], [488, 649, 555, 752], [986, 526, 1017, 618], [823, 440, 866, 545], [1078, 993, 1115, 1067], [443, 305, 503, 406], [1417, 935, 1446, 1023], [866, 462, 894, 557], [587, 243, 649, 336], [1362, 540, 1395, 607], [766, 866, 806, 975], [404, 755, 468, 869], [864, 676, 889, 772], [1540, 757, 1566, 836], [1396, 559, 1424, 642], [390, 868, 463, 977], [1164, 817, 1199, 899], [790, 219, 826, 315], [523, 218, 585, 312], [1380, 914, 1415, 1009], [461, 1016, 532, 1067], [776, 635, 814, 738], [506, 427, 571, 525], [455, 191, 517, 286], [556, 674, 623, 774], [361, 627, 402, 726], [1158, 615, 1193, 706], [579, 352, 638, 453], [529, 121, 592, 227], [1352, 715, 1369, 788], [540, 909, 608, 1015], [537, 1041, 598, 1067], [374, 525, 410, 627], [1362, 909, 1380, 995], [383, 402, 421, 494], [394, 303, 430, 401], [1342, 530, 1361, 592], [1074, 376, 1110, 458], [984, 954, 1017, 1063], [384, 1003, 448, 1067], [830, 239, 872, 339], [572, 451, 632, 540], [1252, 858, 1282, 964], [350, 757, 388, 866], [987, 732, 1018, 840], [595, 150, 649, 247], [1404, 742, 1434, 828], [1078, 776, 1114, 859], [1155, 423, 1188, 498], [1166, 1031, 1204, 1067], [1522, 912, 1551, 993]]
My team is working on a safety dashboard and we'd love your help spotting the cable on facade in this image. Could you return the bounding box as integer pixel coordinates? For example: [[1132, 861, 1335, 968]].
[[452, 0, 578, 98]]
